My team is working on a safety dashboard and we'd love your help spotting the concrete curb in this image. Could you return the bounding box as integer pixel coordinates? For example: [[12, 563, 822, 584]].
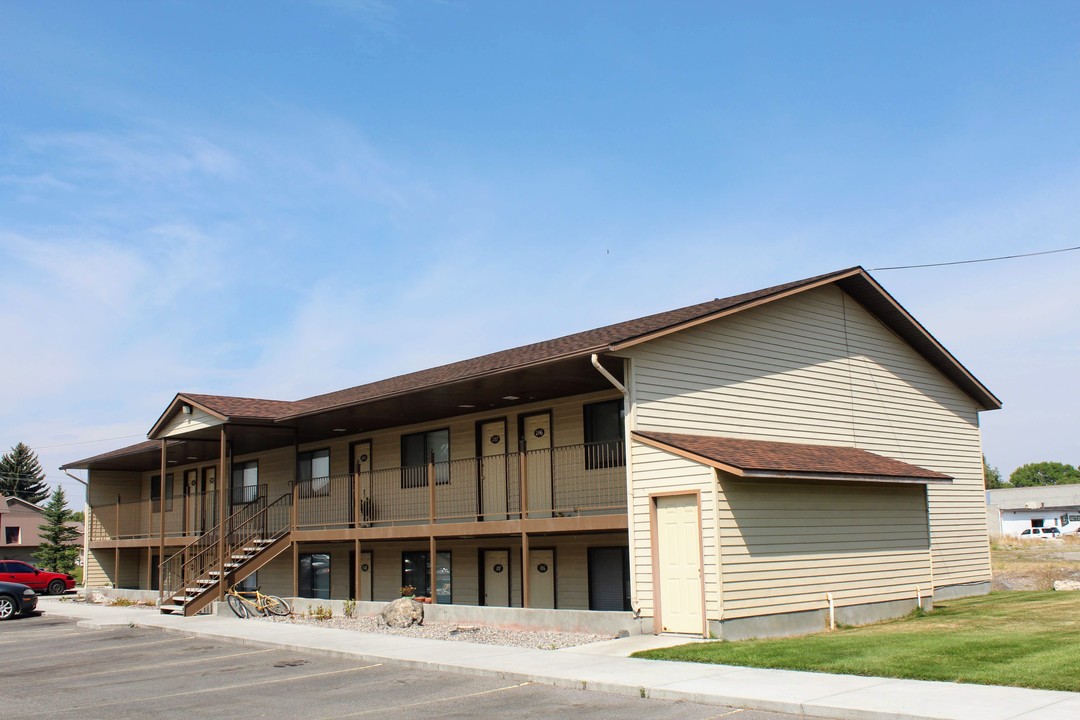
[[38, 600, 1080, 720]]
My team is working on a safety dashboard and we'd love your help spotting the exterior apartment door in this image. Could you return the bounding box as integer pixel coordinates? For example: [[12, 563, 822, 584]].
[[528, 549, 555, 609], [655, 494, 704, 634], [522, 412, 552, 518], [482, 549, 510, 606], [184, 469, 198, 536], [479, 420, 508, 521]]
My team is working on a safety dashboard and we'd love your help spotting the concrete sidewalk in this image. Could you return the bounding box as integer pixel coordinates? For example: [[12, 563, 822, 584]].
[[34, 597, 1080, 720]]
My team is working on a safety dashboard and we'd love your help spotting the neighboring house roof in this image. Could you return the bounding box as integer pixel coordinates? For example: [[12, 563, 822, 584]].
[[986, 485, 1080, 511], [633, 431, 952, 484], [0, 494, 45, 512]]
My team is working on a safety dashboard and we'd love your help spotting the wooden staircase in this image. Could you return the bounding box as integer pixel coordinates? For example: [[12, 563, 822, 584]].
[[158, 492, 292, 617]]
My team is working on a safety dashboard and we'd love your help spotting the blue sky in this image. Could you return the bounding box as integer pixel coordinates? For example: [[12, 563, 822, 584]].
[[2, 1, 1078, 499]]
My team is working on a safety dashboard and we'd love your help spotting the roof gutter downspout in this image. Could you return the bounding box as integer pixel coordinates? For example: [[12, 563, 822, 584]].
[[591, 353, 627, 395], [590, 353, 643, 618]]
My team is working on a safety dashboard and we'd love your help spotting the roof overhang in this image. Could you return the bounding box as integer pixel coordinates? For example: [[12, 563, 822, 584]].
[[633, 431, 953, 486]]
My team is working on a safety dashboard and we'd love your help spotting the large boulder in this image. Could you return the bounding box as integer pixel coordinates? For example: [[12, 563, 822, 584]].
[[1053, 580, 1080, 591], [379, 597, 424, 628]]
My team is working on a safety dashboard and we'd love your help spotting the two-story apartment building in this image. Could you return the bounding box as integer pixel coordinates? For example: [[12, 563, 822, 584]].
[[64, 267, 1000, 638]]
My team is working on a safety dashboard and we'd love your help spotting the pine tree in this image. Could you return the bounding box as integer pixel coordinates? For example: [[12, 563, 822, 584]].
[[0, 442, 49, 504], [33, 487, 81, 574]]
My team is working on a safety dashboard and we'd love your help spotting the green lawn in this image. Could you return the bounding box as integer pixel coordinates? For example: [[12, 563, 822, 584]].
[[633, 592, 1080, 692]]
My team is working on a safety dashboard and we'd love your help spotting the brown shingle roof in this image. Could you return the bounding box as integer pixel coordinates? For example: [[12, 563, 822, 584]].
[[633, 431, 951, 482], [182, 393, 296, 420], [60, 439, 166, 470], [280, 268, 859, 420]]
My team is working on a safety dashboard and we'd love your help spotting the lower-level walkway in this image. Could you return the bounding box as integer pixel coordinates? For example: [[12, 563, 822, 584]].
[[36, 597, 1080, 720]]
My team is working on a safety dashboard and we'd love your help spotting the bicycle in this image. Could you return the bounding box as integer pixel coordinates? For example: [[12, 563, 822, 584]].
[[225, 585, 291, 618]]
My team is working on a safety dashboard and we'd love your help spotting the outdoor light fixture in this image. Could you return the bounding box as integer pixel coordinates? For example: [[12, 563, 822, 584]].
[[181, 404, 193, 415], [502, 395, 519, 401], [458, 404, 475, 408], [332, 428, 347, 432]]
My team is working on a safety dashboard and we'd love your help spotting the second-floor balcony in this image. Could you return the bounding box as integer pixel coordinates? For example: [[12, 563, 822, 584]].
[[88, 442, 627, 542]]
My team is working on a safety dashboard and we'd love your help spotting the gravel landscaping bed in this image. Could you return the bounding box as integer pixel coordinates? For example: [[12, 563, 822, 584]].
[[260, 613, 612, 650]]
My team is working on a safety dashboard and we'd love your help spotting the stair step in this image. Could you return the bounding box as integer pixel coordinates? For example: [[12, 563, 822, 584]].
[[172, 595, 189, 603], [197, 579, 216, 585], [160, 605, 185, 614]]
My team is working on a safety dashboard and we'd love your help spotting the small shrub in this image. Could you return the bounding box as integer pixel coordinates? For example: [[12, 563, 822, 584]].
[[343, 599, 356, 618], [109, 597, 137, 607], [400, 585, 416, 598], [309, 605, 333, 621]]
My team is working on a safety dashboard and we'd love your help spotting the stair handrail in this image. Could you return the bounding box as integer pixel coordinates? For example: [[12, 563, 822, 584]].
[[159, 491, 292, 607], [158, 486, 268, 603]]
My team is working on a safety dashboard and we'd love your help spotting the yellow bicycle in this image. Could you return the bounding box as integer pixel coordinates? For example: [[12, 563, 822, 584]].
[[225, 585, 291, 618]]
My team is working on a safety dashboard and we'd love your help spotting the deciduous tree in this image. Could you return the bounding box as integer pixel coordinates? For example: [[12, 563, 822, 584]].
[[1009, 461, 1080, 487]]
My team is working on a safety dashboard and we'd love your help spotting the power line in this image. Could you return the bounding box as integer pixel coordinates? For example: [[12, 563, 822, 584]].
[[870, 244, 1080, 271], [27, 434, 145, 450]]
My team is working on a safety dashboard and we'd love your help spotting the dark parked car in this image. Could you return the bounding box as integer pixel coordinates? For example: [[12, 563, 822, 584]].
[[0, 580, 38, 620], [0, 560, 76, 594]]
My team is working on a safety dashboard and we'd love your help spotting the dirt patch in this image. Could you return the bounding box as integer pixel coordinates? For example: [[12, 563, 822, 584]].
[[991, 536, 1080, 591]]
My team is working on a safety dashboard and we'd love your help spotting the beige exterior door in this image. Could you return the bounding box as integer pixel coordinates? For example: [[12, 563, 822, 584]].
[[483, 549, 510, 606], [523, 413, 552, 518], [656, 494, 704, 634], [528, 549, 555, 609], [480, 420, 508, 521], [359, 551, 372, 601]]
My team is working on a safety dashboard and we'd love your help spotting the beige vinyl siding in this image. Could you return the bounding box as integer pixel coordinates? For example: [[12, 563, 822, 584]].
[[629, 442, 719, 620], [85, 548, 112, 586], [716, 476, 931, 617], [160, 407, 223, 438], [622, 284, 990, 591]]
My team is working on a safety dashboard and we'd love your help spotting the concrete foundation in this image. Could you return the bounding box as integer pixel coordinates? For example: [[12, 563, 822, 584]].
[[933, 581, 991, 602], [280, 597, 650, 636], [84, 586, 161, 603], [708, 595, 931, 641]]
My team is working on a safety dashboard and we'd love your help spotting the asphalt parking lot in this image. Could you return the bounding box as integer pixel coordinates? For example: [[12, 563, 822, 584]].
[[1, 613, 810, 720]]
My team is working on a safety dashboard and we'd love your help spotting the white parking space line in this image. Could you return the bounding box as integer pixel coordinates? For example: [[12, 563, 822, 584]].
[[43, 648, 278, 681], [16, 635, 190, 661], [18, 663, 386, 717], [0, 628, 115, 644], [318, 682, 534, 719]]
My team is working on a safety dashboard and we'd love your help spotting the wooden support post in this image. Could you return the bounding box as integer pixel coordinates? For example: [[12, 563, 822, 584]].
[[291, 431, 299, 532], [114, 495, 120, 542], [158, 440, 167, 600], [428, 535, 437, 604], [521, 531, 530, 609], [519, 450, 529, 520], [428, 454, 436, 524], [292, 541, 299, 598], [217, 426, 228, 601], [114, 494, 120, 588], [353, 470, 361, 529], [353, 539, 361, 600]]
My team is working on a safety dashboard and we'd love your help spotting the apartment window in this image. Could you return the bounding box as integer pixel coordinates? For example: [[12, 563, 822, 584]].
[[584, 400, 625, 470], [401, 550, 452, 603], [4, 527, 19, 544], [150, 473, 174, 512], [401, 429, 450, 488], [298, 449, 331, 497], [299, 553, 330, 599], [232, 461, 259, 505]]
